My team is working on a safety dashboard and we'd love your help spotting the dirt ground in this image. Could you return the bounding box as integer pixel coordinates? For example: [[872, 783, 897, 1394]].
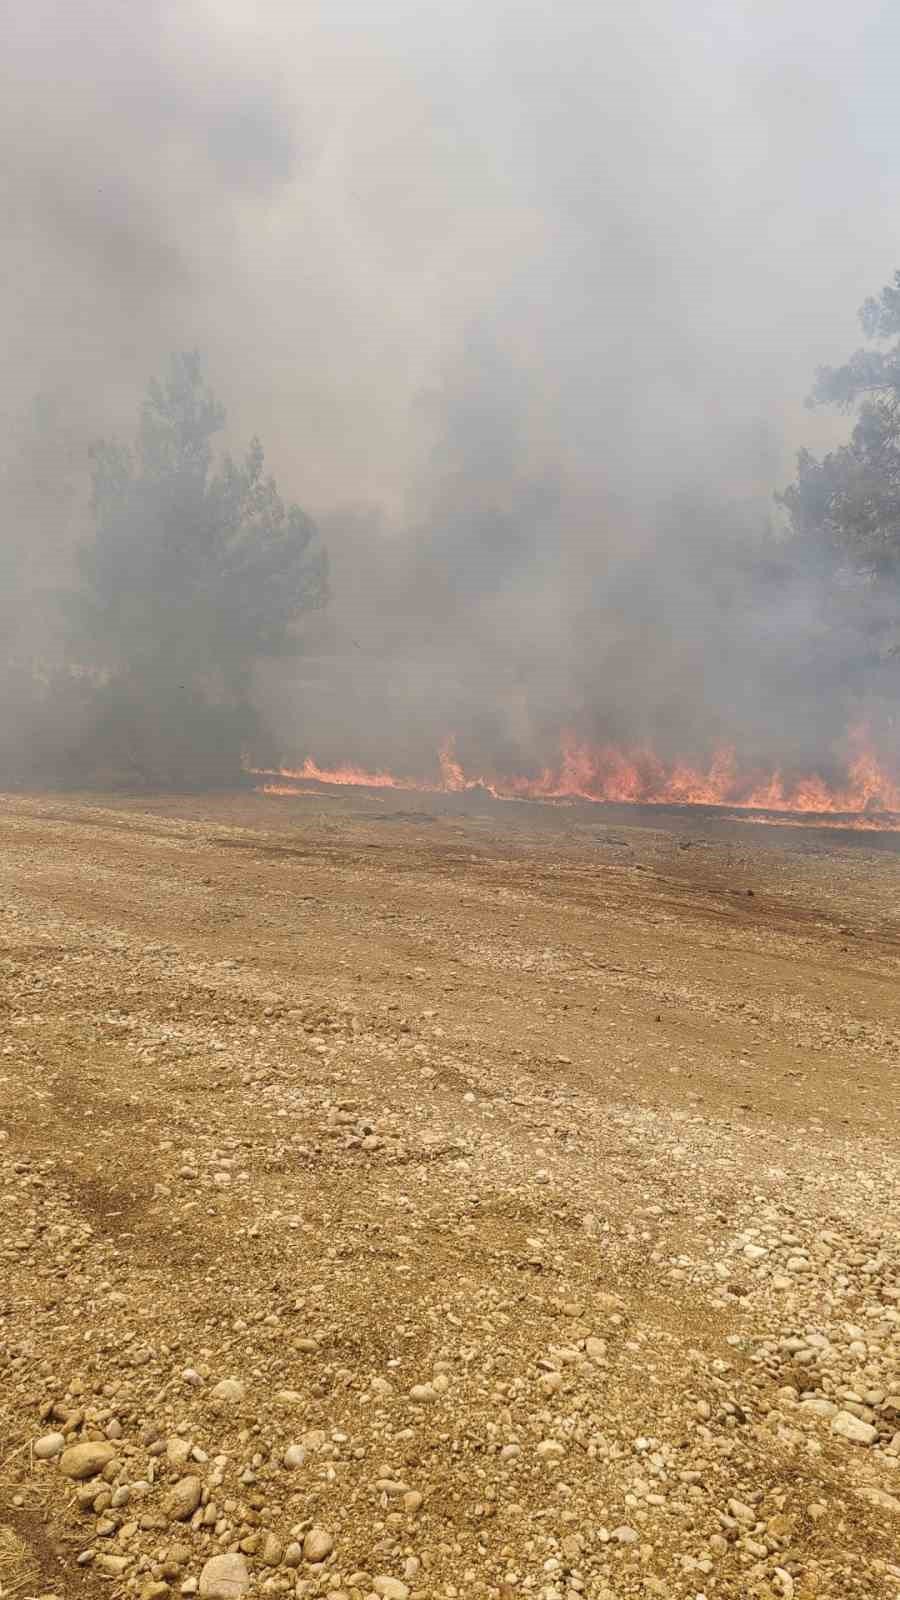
[[0, 787, 898, 1600]]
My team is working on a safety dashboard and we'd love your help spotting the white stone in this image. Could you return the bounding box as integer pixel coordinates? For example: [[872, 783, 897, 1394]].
[[831, 1411, 877, 1445], [198, 1554, 250, 1599], [34, 1432, 66, 1460], [209, 1378, 245, 1404], [373, 1580, 409, 1600]]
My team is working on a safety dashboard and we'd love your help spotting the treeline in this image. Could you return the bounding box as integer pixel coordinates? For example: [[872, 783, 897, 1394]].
[[3, 271, 900, 791]]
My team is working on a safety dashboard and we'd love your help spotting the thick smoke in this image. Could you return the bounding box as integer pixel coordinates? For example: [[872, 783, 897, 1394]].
[[4, 0, 900, 784]]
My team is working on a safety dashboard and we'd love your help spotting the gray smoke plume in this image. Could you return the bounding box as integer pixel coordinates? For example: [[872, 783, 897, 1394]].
[[4, 0, 900, 786]]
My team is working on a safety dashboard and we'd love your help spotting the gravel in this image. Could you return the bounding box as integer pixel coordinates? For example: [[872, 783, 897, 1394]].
[[1, 791, 899, 1599]]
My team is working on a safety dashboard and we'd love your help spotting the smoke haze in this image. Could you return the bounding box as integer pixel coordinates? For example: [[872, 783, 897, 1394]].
[[5, 0, 900, 781]]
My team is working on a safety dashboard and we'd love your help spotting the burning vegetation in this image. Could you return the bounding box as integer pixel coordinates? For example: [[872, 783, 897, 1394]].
[[252, 726, 900, 829], [4, 249, 900, 825]]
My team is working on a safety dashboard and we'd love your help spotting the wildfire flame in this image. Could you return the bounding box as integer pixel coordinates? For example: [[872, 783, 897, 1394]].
[[251, 728, 900, 830]]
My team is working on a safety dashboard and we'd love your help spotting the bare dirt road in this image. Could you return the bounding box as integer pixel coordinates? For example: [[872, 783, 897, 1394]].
[[1, 788, 898, 1600]]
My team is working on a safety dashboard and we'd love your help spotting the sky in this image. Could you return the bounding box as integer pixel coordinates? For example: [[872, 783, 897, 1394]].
[[4, 0, 900, 770]]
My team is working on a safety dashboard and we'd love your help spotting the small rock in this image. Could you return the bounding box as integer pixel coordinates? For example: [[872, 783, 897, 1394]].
[[409, 1384, 436, 1403], [831, 1411, 877, 1446], [274, 1390, 304, 1407], [611, 1525, 639, 1543], [728, 1498, 756, 1525], [260, 1533, 283, 1566], [34, 1432, 66, 1460], [164, 1476, 203, 1521], [197, 1554, 251, 1599], [801, 1398, 838, 1419], [59, 1441, 118, 1480], [856, 1485, 900, 1513], [284, 1543, 303, 1568], [373, 1580, 409, 1600], [283, 1444, 306, 1469], [209, 1379, 245, 1404], [303, 1528, 334, 1564]]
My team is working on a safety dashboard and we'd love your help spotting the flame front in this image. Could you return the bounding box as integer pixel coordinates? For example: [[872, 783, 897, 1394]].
[[251, 727, 900, 829]]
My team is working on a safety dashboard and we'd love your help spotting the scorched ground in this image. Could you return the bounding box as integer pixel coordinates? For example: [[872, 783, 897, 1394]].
[[0, 788, 898, 1600]]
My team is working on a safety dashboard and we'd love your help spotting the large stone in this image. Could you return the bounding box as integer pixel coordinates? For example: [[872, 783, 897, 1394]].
[[198, 1554, 250, 1599], [58, 1441, 118, 1480]]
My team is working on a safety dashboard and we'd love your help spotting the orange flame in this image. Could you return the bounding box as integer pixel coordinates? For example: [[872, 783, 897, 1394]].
[[250, 727, 900, 829]]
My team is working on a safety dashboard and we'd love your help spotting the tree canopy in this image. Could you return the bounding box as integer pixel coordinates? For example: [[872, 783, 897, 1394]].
[[780, 271, 900, 578], [70, 353, 326, 784]]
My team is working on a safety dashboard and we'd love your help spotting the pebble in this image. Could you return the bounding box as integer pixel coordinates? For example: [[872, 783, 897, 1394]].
[[303, 1528, 334, 1563], [831, 1411, 877, 1446], [98, 1554, 131, 1575], [209, 1379, 246, 1404], [283, 1444, 306, 1469], [34, 1432, 66, 1460], [58, 1441, 118, 1480], [167, 1436, 193, 1468], [198, 1554, 250, 1599], [727, 1498, 756, 1525], [373, 1580, 409, 1600], [260, 1533, 283, 1566], [164, 1476, 203, 1521], [856, 1485, 900, 1513]]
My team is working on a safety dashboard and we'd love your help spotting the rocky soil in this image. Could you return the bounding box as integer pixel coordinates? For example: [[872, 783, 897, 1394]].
[[0, 788, 898, 1600]]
